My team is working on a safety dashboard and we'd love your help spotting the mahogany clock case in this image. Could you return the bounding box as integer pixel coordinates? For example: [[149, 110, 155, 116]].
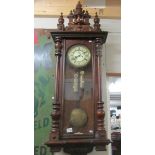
[[45, 31, 110, 148], [45, 1, 111, 154]]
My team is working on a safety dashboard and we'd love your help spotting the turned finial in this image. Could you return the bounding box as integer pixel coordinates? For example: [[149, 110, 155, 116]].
[[94, 12, 101, 31], [57, 12, 65, 30]]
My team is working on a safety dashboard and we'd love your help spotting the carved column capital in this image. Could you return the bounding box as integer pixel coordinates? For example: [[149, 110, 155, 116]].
[[55, 36, 63, 56], [95, 37, 103, 56]]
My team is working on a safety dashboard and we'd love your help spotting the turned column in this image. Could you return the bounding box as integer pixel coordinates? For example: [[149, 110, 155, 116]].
[[50, 36, 62, 143], [95, 38, 107, 142]]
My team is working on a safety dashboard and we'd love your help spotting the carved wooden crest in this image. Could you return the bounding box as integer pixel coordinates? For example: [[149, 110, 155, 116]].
[[57, 1, 101, 32]]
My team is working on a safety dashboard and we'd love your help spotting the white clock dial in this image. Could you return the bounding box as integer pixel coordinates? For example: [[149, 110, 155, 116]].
[[67, 45, 91, 68]]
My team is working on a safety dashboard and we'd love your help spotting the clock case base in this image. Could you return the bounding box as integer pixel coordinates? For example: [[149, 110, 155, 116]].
[[46, 139, 111, 155]]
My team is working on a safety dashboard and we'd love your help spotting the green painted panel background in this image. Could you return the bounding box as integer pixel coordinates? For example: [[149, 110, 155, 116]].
[[34, 31, 55, 155]]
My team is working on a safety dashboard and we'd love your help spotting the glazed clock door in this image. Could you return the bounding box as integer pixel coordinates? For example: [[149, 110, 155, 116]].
[[61, 39, 94, 139]]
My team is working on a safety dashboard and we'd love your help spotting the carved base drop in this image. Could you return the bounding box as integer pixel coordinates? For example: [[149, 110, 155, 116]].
[[64, 144, 93, 155]]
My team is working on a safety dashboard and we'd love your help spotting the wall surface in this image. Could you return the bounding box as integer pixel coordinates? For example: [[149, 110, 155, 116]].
[[34, 17, 121, 155], [34, 0, 121, 19], [34, 35, 55, 155]]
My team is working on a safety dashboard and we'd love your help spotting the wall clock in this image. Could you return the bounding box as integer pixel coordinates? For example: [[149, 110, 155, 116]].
[[45, 1, 110, 155]]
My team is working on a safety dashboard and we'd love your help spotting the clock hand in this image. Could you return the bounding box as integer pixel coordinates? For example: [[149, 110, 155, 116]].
[[74, 54, 81, 59]]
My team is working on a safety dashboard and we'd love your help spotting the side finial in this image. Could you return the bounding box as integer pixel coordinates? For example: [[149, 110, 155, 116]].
[[94, 12, 101, 31], [57, 13, 65, 31]]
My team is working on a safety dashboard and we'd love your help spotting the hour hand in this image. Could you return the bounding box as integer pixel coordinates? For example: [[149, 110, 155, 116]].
[[75, 54, 80, 59]]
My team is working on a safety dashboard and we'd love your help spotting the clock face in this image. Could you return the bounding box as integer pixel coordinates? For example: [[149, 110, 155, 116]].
[[67, 45, 91, 68]]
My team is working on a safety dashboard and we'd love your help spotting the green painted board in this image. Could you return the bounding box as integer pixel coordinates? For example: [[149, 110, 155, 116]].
[[34, 32, 55, 155]]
